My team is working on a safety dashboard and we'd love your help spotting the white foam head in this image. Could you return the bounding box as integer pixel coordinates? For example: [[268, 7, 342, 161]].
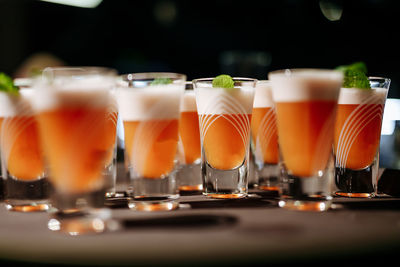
[[31, 76, 114, 112], [0, 89, 36, 117], [195, 86, 255, 115], [269, 69, 343, 102], [181, 90, 197, 112], [338, 87, 388, 105], [116, 84, 184, 121], [253, 80, 274, 108]]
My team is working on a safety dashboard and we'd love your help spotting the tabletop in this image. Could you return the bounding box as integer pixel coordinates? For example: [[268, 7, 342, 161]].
[[0, 170, 400, 266]]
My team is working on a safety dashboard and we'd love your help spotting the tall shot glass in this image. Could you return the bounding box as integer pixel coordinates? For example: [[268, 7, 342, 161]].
[[193, 77, 256, 199], [116, 73, 186, 211], [176, 82, 202, 192], [31, 67, 117, 234], [1, 89, 50, 212], [251, 80, 279, 192], [269, 69, 343, 211], [334, 77, 390, 198]]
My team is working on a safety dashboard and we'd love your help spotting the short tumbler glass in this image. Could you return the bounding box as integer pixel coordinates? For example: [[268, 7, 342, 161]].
[[32, 67, 117, 234], [193, 77, 256, 199], [116, 73, 186, 211], [334, 77, 390, 198], [269, 69, 343, 211], [1, 89, 51, 212]]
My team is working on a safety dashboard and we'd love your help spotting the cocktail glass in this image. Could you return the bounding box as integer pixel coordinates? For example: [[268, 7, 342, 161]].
[[116, 73, 186, 211], [334, 77, 390, 197], [1, 88, 50, 212], [193, 77, 256, 199], [251, 80, 279, 192], [269, 69, 343, 211], [176, 82, 202, 192], [31, 67, 117, 234]]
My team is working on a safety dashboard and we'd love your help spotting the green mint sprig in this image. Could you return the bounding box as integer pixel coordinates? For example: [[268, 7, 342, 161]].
[[212, 74, 234, 89], [150, 78, 173, 85], [336, 62, 370, 89], [0, 72, 19, 95]]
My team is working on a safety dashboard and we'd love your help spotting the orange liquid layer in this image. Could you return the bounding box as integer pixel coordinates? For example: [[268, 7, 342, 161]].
[[179, 111, 201, 164], [36, 106, 110, 194], [124, 119, 179, 178], [334, 104, 383, 170], [1, 116, 45, 180], [251, 107, 279, 164], [276, 101, 337, 177], [201, 114, 251, 170]]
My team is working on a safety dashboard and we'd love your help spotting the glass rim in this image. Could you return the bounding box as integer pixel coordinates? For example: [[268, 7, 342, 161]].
[[268, 68, 343, 79], [42, 66, 117, 77], [192, 77, 257, 84], [120, 72, 186, 81]]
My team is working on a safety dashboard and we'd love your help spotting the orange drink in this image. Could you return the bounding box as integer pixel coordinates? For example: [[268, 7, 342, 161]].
[[194, 77, 256, 199], [251, 81, 279, 191], [1, 89, 50, 212], [116, 73, 185, 211], [176, 85, 202, 192], [269, 69, 342, 211], [36, 104, 110, 194], [334, 80, 389, 198], [124, 119, 179, 178], [31, 67, 117, 235]]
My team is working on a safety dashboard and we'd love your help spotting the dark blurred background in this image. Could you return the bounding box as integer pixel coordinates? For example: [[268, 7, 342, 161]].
[[1, 0, 400, 169], [0, 0, 399, 96]]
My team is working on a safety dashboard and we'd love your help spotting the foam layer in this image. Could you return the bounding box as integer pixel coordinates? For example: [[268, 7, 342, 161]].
[[195, 87, 255, 115], [181, 90, 197, 112], [338, 87, 388, 105], [253, 80, 274, 108], [269, 69, 342, 102], [116, 85, 184, 121], [31, 78, 113, 111], [31, 88, 111, 112], [0, 89, 36, 117]]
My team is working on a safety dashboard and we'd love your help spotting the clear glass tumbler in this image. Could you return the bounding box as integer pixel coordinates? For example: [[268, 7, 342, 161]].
[[1, 88, 51, 212], [334, 77, 390, 198], [251, 80, 279, 192], [31, 67, 117, 234], [116, 73, 186, 211], [269, 69, 343, 211], [176, 82, 202, 192], [193, 77, 256, 199]]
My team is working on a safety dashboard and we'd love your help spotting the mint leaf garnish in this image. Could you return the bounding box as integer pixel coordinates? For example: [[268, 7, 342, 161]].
[[150, 78, 172, 85], [212, 74, 234, 89], [0, 72, 19, 95], [336, 62, 370, 89]]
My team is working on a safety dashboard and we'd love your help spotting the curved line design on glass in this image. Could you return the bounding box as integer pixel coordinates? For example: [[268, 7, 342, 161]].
[[198, 92, 251, 170], [254, 107, 277, 164], [335, 94, 384, 169], [129, 101, 179, 178], [1, 99, 45, 181]]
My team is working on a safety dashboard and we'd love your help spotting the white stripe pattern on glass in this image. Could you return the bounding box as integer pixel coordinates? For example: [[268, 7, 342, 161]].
[[335, 94, 384, 169]]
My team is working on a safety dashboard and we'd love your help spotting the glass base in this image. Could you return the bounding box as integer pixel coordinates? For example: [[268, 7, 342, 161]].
[[47, 208, 117, 235], [335, 166, 377, 198], [128, 173, 179, 211], [179, 184, 203, 192], [3, 177, 51, 212], [5, 200, 50, 212], [128, 197, 179, 211], [202, 160, 248, 199], [256, 163, 279, 192], [177, 163, 202, 192], [278, 198, 332, 211], [280, 170, 333, 212], [203, 192, 247, 199]]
